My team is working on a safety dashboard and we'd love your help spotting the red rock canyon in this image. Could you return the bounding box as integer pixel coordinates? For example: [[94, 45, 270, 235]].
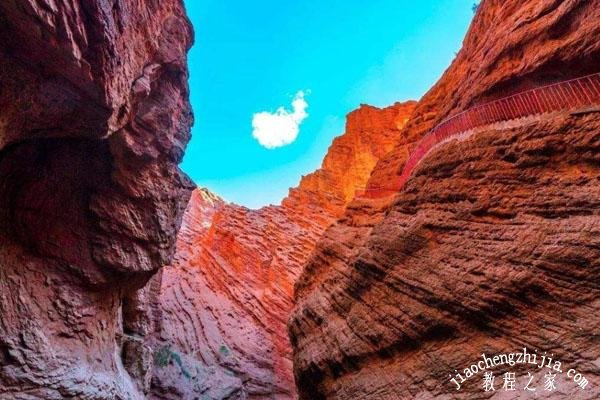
[[0, 0, 598, 399]]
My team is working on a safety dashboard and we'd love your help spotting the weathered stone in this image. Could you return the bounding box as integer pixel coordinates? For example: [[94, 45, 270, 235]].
[[290, 1, 600, 399], [0, 0, 194, 398], [152, 103, 416, 398]]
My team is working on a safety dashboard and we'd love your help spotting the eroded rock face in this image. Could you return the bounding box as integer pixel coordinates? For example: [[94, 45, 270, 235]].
[[290, 0, 600, 399], [151, 103, 416, 399], [368, 0, 600, 191], [0, 1, 193, 398]]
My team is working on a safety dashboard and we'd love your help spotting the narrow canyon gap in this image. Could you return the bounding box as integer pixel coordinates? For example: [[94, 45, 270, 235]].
[[150, 103, 416, 398]]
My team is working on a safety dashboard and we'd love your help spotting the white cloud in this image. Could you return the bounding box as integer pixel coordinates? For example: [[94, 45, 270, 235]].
[[252, 91, 308, 149]]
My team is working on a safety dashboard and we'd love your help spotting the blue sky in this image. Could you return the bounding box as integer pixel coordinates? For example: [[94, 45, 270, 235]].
[[181, 1, 474, 208]]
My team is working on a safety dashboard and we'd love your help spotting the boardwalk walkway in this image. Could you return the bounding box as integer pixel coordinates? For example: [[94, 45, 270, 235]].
[[357, 72, 600, 199]]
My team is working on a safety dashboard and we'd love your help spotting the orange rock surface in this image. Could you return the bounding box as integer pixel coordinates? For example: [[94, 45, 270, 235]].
[[151, 102, 416, 398], [290, 1, 600, 399]]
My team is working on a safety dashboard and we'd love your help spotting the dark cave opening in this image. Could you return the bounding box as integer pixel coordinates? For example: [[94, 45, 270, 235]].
[[0, 137, 113, 283]]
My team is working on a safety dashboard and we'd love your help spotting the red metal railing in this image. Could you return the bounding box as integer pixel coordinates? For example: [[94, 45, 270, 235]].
[[357, 72, 600, 198]]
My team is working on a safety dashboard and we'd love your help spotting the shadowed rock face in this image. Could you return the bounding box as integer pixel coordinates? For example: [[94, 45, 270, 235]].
[[0, 1, 194, 398], [150, 103, 416, 399], [290, 0, 600, 399]]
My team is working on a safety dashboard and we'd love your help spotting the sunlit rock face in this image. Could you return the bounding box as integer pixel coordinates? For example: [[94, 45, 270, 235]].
[[290, 0, 600, 399], [151, 102, 416, 399], [0, 1, 193, 398]]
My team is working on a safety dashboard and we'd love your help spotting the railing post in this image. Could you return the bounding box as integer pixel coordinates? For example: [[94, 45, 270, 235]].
[[485, 105, 492, 123], [576, 80, 588, 106], [566, 81, 581, 108], [546, 87, 557, 111], [560, 83, 573, 107], [524, 92, 534, 115], [524, 93, 532, 115], [531, 91, 540, 113], [513, 95, 523, 116], [535, 89, 546, 111], [531, 89, 542, 111], [500, 99, 510, 119], [545, 87, 556, 110], [517, 94, 528, 116], [543, 88, 556, 110], [588, 74, 600, 100], [503, 98, 511, 117], [497, 101, 506, 120], [552, 85, 565, 109], [526, 92, 537, 114], [552, 86, 564, 110], [578, 78, 594, 103], [585, 79, 596, 102], [509, 97, 518, 118], [511, 95, 521, 117], [585, 76, 600, 100], [491, 103, 500, 121]]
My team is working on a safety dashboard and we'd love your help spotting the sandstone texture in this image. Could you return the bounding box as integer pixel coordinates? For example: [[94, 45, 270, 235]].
[[0, 1, 194, 398], [151, 103, 416, 399], [290, 0, 600, 399]]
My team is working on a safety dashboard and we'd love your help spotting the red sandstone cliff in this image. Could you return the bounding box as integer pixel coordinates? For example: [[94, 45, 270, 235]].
[[290, 0, 600, 399], [3, 1, 598, 399], [150, 102, 416, 398], [0, 1, 193, 398]]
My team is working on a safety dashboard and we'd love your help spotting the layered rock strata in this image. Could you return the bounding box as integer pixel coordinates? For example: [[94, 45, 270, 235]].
[[290, 0, 600, 398], [0, 1, 194, 398], [150, 102, 416, 398]]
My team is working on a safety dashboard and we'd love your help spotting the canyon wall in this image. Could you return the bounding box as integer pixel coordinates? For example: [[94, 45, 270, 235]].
[[290, 0, 600, 399], [0, 1, 193, 398], [150, 102, 416, 399]]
